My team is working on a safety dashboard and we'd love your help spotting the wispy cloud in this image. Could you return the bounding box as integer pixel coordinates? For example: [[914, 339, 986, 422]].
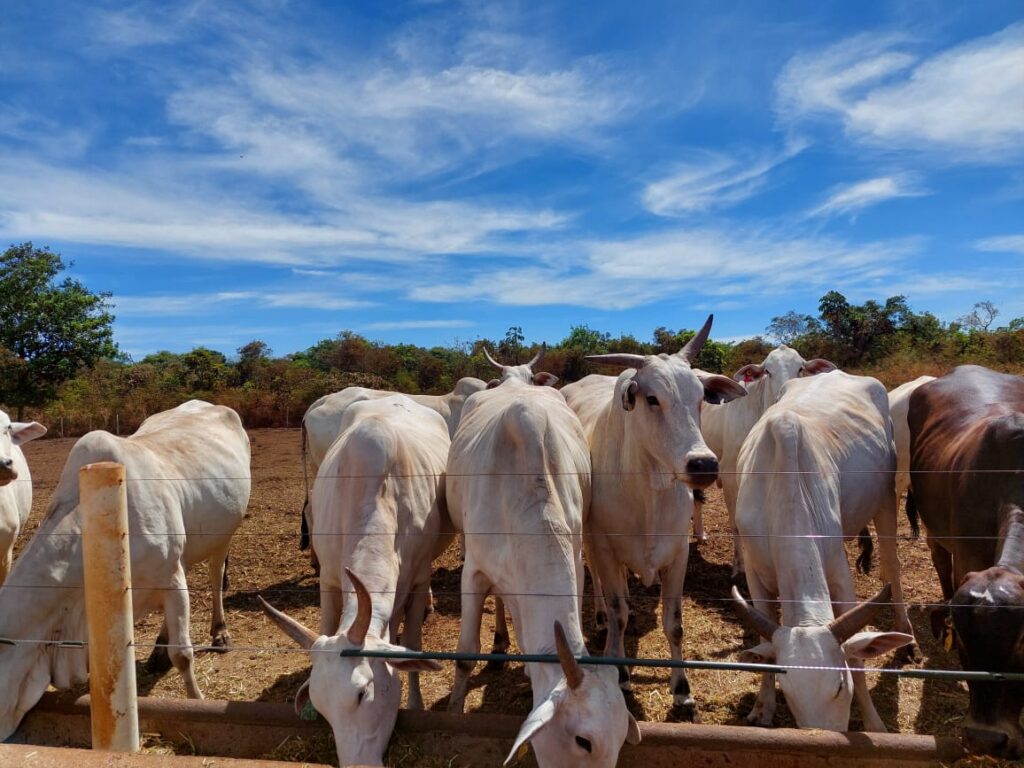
[[776, 24, 1024, 159], [643, 142, 805, 216], [976, 234, 1024, 256], [809, 174, 928, 218], [113, 291, 372, 316], [362, 319, 474, 331]]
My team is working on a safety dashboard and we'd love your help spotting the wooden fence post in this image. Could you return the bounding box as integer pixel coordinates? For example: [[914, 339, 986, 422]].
[[80, 461, 140, 753]]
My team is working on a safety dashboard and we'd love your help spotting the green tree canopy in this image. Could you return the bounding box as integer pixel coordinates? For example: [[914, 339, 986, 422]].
[[0, 243, 116, 418]]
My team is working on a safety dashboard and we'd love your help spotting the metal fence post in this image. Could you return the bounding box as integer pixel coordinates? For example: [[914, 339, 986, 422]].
[[80, 461, 140, 753]]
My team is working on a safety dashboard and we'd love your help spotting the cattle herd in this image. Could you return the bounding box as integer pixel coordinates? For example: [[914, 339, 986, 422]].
[[0, 315, 1022, 767]]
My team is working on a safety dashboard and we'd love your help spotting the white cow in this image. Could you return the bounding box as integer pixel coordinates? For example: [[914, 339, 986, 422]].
[[700, 345, 836, 577], [446, 378, 640, 767], [732, 371, 915, 731], [299, 377, 486, 561], [562, 315, 747, 717], [0, 400, 250, 741], [0, 411, 46, 582], [261, 395, 450, 767], [481, 344, 559, 387], [887, 375, 935, 538]]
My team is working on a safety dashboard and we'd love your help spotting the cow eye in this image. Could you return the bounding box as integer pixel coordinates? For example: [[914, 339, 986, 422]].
[[645, 395, 659, 407], [575, 736, 592, 753]]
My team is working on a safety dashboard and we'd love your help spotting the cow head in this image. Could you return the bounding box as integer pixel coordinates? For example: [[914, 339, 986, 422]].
[[258, 570, 441, 767], [586, 315, 745, 491], [447, 377, 488, 429], [732, 584, 913, 731], [733, 346, 837, 406], [0, 410, 46, 486], [483, 344, 558, 388], [507, 621, 640, 767], [950, 566, 1024, 758]]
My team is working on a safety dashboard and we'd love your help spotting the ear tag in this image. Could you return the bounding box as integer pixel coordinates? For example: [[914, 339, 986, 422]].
[[300, 700, 319, 721], [516, 742, 530, 760], [943, 616, 955, 652]]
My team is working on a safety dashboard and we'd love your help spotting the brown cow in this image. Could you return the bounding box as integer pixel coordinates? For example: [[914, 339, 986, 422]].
[[909, 365, 1024, 758]]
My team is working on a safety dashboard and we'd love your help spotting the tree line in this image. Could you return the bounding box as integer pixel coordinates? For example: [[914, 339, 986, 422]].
[[2, 243, 1023, 435]]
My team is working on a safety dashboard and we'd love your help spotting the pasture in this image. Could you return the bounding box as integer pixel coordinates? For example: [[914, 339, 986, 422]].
[[19, 428, 964, 765]]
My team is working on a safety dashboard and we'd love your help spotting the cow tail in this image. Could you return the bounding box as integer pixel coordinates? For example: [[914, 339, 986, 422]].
[[905, 490, 921, 540], [300, 421, 311, 551], [856, 527, 874, 575]]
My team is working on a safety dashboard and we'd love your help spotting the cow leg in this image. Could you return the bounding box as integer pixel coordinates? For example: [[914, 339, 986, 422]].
[[448, 567, 489, 713], [745, 573, 777, 727], [208, 542, 232, 650], [584, 535, 608, 629], [833, 579, 886, 732], [0, 542, 12, 585], [928, 538, 955, 600], [724, 478, 745, 581], [403, 582, 430, 710], [320, 577, 344, 636], [692, 489, 707, 543], [165, 564, 203, 699], [594, 551, 630, 691], [873, 495, 919, 660], [660, 555, 696, 719], [484, 596, 510, 671]]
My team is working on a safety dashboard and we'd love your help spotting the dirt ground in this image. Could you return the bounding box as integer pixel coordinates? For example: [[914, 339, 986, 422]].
[[18, 428, 970, 765]]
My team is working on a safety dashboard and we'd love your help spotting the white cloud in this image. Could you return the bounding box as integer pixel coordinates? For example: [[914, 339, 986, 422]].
[[113, 291, 372, 316], [976, 234, 1024, 256], [643, 143, 804, 216], [809, 174, 928, 218], [361, 319, 474, 330], [776, 24, 1024, 159], [411, 227, 923, 310]]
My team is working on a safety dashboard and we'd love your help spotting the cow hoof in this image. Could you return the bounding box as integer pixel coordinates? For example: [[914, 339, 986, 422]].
[[672, 697, 698, 722], [210, 632, 231, 652], [145, 646, 172, 674]]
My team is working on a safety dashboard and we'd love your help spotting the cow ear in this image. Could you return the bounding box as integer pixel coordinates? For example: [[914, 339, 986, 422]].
[[799, 359, 837, 377], [733, 364, 767, 384], [505, 692, 561, 765], [738, 642, 775, 664], [842, 631, 914, 660], [625, 711, 642, 745], [11, 421, 46, 445], [696, 372, 747, 405], [621, 379, 638, 411], [486, 378, 502, 389], [533, 371, 559, 387], [377, 641, 443, 672]]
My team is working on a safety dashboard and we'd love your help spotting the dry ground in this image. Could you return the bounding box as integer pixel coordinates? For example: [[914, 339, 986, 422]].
[[18, 428, 972, 765]]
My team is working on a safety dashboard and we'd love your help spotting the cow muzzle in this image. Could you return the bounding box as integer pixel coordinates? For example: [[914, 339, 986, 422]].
[[0, 459, 16, 486], [682, 455, 719, 490], [963, 722, 1024, 758]]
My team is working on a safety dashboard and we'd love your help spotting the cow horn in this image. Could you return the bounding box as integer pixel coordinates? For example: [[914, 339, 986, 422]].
[[553, 620, 584, 690], [345, 567, 373, 646], [526, 342, 546, 369], [731, 585, 780, 640], [257, 595, 318, 650], [483, 346, 504, 371], [585, 353, 648, 370], [679, 314, 713, 362], [828, 583, 892, 644]]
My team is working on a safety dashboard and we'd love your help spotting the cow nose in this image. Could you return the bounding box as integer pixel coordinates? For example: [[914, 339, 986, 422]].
[[685, 456, 719, 488], [964, 726, 1011, 756], [0, 459, 11, 468]]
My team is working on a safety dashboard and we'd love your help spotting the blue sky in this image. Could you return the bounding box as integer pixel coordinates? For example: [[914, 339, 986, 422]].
[[2, 1, 1023, 359]]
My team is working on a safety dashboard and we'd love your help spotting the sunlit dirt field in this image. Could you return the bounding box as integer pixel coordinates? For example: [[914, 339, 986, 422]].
[[19, 428, 969, 765]]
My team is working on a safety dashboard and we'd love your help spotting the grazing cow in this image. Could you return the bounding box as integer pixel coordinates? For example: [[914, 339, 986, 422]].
[[299, 377, 486, 559], [0, 410, 46, 582], [0, 400, 250, 741], [888, 375, 935, 538], [909, 365, 1024, 757], [733, 371, 915, 731], [261, 395, 450, 767], [446, 377, 640, 766], [562, 315, 747, 716], [701, 345, 836, 577]]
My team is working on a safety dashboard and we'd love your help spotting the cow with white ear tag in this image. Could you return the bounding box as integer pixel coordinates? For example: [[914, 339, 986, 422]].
[[259, 570, 442, 768], [0, 410, 46, 583]]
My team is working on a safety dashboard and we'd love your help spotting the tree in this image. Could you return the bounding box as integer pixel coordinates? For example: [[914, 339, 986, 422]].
[[498, 326, 525, 363], [765, 311, 819, 344], [958, 301, 999, 332], [0, 243, 116, 418], [237, 340, 271, 385]]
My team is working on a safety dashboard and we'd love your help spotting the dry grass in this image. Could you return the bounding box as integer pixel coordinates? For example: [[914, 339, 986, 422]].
[[18, 428, 983, 765]]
